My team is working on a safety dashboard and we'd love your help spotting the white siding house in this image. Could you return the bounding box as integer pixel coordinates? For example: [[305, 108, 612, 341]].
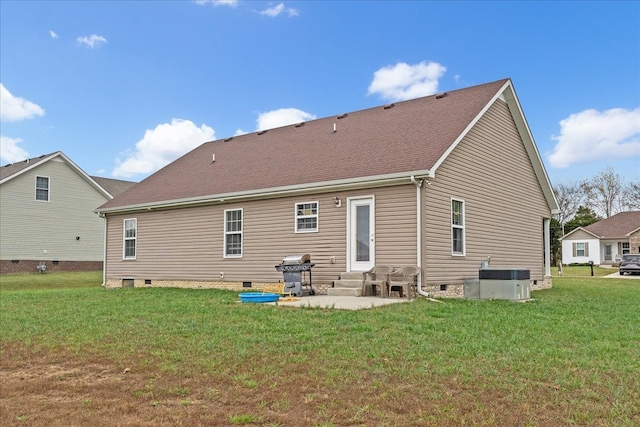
[[561, 212, 640, 265]]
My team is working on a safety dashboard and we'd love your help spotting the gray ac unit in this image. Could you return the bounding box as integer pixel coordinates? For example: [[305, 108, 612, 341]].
[[478, 269, 530, 301]]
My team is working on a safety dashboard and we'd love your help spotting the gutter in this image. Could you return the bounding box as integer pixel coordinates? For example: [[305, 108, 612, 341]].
[[96, 169, 433, 215]]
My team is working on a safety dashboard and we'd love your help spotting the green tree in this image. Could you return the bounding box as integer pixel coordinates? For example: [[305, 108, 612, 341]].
[[564, 206, 601, 235]]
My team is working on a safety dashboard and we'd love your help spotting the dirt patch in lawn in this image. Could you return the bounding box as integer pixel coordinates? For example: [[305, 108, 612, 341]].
[[0, 343, 629, 426]]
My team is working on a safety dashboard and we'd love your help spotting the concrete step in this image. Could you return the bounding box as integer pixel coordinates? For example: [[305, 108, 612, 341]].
[[327, 287, 363, 297], [340, 271, 365, 280], [333, 279, 363, 289]]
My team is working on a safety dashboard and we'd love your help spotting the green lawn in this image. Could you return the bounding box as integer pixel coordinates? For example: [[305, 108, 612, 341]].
[[0, 270, 103, 291], [1, 273, 638, 426]]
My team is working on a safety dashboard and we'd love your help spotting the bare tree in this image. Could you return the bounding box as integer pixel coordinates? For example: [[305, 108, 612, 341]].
[[581, 167, 624, 218], [623, 180, 640, 211], [553, 182, 585, 225]]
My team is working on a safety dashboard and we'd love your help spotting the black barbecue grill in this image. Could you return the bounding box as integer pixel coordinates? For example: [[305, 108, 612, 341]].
[[275, 254, 315, 297]]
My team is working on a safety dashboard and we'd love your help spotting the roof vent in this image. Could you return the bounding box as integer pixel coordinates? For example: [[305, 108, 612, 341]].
[[212, 154, 216, 163], [224, 137, 234, 142], [294, 122, 305, 128], [257, 130, 268, 135], [383, 103, 395, 110], [337, 113, 348, 119], [435, 92, 448, 99]]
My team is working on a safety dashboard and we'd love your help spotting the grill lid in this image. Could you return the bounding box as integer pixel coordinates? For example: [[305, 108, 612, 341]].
[[281, 254, 310, 265]]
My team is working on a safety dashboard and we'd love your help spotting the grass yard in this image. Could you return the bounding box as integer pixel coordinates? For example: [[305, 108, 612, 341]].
[[1, 274, 638, 426]]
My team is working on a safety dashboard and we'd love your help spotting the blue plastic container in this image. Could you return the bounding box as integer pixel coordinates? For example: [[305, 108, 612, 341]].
[[239, 292, 280, 303]]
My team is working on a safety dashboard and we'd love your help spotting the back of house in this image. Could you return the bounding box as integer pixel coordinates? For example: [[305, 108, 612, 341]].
[[97, 79, 558, 297]]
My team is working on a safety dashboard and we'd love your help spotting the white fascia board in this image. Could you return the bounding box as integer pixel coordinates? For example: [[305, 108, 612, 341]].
[[0, 152, 58, 185], [1, 151, 113, 200], [55, 152, 114, 199], [429, 80, 560, 215], [560, 227, 601, 240], [96, 169, 432, 215], [501, 83, 560, 214], [626, 226, 640, 237]]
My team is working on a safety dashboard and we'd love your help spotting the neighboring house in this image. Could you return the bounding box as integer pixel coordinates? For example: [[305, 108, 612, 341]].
[[560, 211, 640, 265], [0, 152, 136, 274], [96, 78, 559, 297]]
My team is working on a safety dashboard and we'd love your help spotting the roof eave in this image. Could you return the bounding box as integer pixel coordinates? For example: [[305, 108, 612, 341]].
[[0, 151, 114, 199], [560, 227, 601, 240], [96, 169, 432, 215], [430, 79, 559, 216], [0, 152, 58, 184]]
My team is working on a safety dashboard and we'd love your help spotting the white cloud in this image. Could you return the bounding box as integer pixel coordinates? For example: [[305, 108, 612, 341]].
[[367, 61, 447, 102], [0, 83, 45, 122], [112, 119, 215, 178], [49, 30, 59, 39], [548, 108, 640, 168], [76, 34, 107, 48], [259, 3, 298, 17], [0, 136, 29, 164], [195, 0, 238, 6], [234, 128, 248, 136], [256, 108, 316, 131]]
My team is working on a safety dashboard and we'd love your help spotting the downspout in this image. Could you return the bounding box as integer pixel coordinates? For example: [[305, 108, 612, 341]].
[[100, 212, 107, 287], [544, 218, 551, 277], [411, 175, 430, 297]]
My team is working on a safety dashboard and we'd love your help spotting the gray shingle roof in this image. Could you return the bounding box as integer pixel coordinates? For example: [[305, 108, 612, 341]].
[[0, 153, 56, 181], [1, 151, 136, 199], [99, 79, 512, 211], [91, 177, 137, 198], [584, 211, 640, 238]]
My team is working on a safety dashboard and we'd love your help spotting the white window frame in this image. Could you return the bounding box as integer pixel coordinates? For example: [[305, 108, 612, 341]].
[[622, 242, 630, 254], [224, 208, 243, 258], [451, 198, 465, 256], [123, 218, 137, 260], [295, 201, 319, 233], [35, 175, 50, 202], [576, 242, 586, 257]]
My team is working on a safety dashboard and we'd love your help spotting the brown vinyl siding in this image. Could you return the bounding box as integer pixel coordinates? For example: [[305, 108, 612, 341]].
[[105, 185, 416, 285], [424, 98, 551, 285]]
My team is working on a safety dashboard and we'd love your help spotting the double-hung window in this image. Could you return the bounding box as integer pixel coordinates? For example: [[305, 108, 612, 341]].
[[224, 209, 243, 257], [573, 242, 589, 257], [123, 219, 137, 259], [451, 198, 465, 255], [35, 176, 50, 202], [295, 202, 318, 233]]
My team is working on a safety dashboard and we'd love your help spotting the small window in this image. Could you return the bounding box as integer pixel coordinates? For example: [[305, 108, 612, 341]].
[[451, 198, 465, 255], [295, 202, 318, 233], [224, 209, 243, 257], [123, 218, 137, 259], [35, 176, 49, 201], [573, 242, 589, 257], [622, 242, 630, 255]]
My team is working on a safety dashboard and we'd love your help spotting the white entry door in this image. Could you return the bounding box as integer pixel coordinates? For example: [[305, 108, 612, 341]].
[[348, 196, 375, 271]]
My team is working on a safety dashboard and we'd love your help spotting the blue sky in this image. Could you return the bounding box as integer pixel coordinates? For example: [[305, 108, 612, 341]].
[[1, 1, 639, 187]]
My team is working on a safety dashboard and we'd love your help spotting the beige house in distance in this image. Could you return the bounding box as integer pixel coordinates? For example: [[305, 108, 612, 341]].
[[97, 78, 559, 297], [0, 151, 135, 274]]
